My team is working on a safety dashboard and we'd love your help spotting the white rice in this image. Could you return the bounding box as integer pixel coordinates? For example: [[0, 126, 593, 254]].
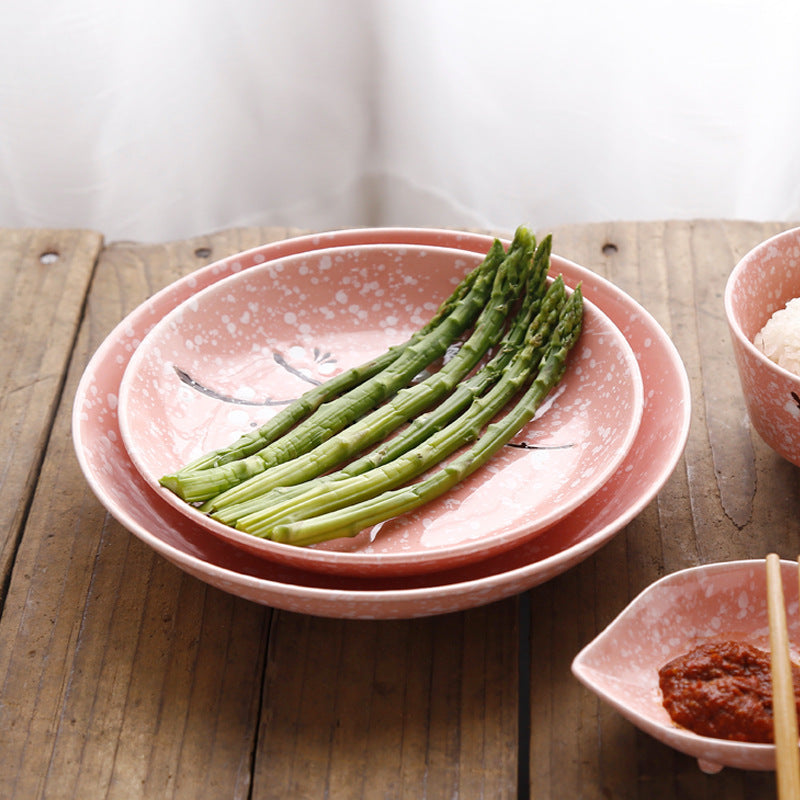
[[754, 297, 800, 376]]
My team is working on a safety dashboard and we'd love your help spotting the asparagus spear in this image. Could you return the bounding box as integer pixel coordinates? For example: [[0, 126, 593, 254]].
[[230, 277, 577, 539], [160, 238, 503, 481], [202, 232, 536, 513], [334, 236, 554, 473], [209, 236, 553, 524], [339, 235, 554, 473], [162, 233, 523, 503], [256, 284, 583, 546]]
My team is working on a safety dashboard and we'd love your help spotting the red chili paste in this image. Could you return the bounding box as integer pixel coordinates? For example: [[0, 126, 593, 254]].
[[658, 640, 800, 743]]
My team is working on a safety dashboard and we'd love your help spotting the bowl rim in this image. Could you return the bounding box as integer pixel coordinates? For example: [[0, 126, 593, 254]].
[[723, 225, 800, 385], [571, 558, 800, 768]]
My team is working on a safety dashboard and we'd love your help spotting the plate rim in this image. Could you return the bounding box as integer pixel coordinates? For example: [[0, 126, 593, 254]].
[[72, 227, 691, 618], [570, 558, 795, 771], [116, 241, 645, 575]]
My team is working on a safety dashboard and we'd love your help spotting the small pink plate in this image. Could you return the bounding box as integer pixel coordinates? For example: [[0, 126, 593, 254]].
[[572, 559, 799, 773], [118, 243, 643, 576]]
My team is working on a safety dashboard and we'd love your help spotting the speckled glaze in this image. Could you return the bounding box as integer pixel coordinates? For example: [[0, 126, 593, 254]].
[[724, 227, 800, 467], [572, 559, 800, 773], [118, 244, 644, 576], [72, 228, 690, 619]]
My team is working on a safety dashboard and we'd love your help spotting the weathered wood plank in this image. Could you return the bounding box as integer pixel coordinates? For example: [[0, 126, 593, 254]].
[[0, 228, 103, 585], [0, 227, 299, 799], [5, 220, 797, 800], [527, 220, 798, 798], [255, 600, 519, 799]]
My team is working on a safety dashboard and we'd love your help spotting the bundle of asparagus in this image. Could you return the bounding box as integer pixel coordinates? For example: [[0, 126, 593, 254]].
[[159, 226, 583, 547]]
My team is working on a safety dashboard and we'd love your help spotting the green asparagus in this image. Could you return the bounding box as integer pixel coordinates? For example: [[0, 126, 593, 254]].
[[159, 227, 585, 550], [201, 231, 537, 513], [259, 284, 584, 546], [161, 235, 516, 502], [227, 277, 574, 539], [209, 235, 553, 524]]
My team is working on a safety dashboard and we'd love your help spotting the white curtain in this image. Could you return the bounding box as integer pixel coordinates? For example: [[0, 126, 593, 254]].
[[1, 0, 799, 242]]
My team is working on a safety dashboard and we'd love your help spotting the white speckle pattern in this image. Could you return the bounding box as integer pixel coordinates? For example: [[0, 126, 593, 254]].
[[71, 228, 690, 618], [572, 559, 797, 773], [725, 227, 800, 466], [117, 243, 644, 576]]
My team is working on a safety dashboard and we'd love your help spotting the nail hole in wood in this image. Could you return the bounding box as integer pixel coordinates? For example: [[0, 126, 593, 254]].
[[40, 251, 60, 264], [195, 247, 212, 259], [602, 242, 618, 256]]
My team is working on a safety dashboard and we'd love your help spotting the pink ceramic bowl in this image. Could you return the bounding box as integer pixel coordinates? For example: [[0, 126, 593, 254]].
[[724, 227, 800, 466], [572, 559, 800, 774]]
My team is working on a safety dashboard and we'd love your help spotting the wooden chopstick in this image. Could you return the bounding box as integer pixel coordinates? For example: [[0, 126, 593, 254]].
[[766, 553, 800, 799]]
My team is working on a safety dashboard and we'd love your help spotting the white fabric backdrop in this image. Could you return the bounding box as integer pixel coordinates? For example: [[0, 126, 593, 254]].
[[1, 0, 799, 242]]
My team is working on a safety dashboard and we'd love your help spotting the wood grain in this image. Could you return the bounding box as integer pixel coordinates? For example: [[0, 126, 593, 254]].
[[0, 228, 296, 799], [526, 219, 799, 799], [3, 221, 800, 799], [255, 601, 519, 799], [0, 228, 102, 584]]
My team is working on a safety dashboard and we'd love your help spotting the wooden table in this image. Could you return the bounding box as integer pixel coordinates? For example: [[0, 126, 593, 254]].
[[2, 220, 799, 799]]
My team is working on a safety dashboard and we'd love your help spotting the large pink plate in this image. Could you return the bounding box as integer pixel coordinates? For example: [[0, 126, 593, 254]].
[[118, 243, 643, 576], [72, 228, 690, 619]]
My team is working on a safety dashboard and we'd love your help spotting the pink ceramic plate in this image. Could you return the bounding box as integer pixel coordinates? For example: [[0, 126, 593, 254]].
[[572, 559, 798, 774], [72, 228, 690, 619], [118, 243, 643, 576]]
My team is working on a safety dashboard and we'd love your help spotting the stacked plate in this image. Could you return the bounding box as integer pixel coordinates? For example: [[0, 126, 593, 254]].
[[72, 228, 691, 619]]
